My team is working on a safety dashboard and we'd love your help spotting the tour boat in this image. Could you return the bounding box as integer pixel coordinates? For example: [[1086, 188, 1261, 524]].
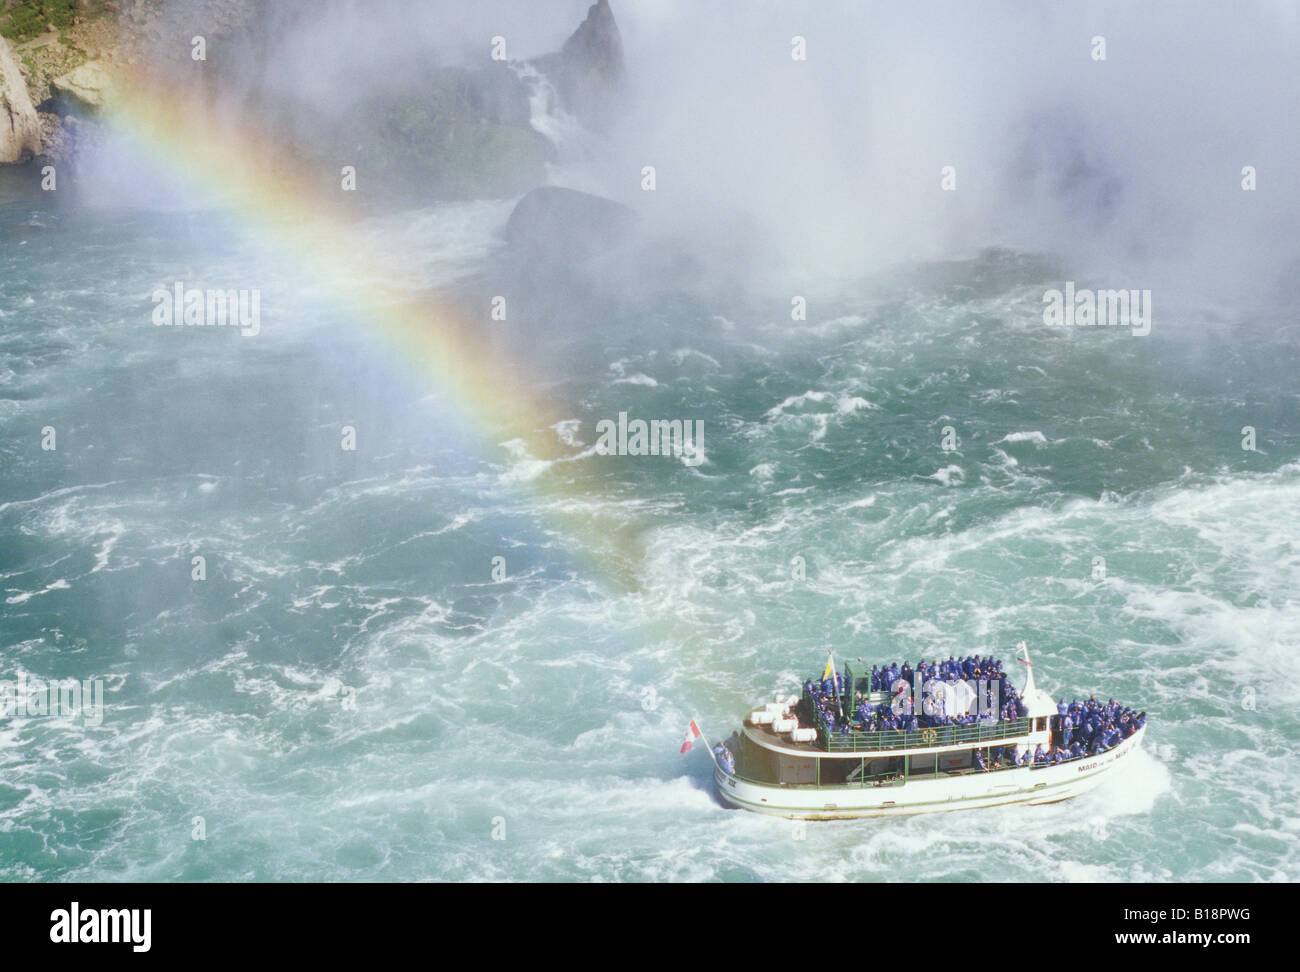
[[712, 643, 1146, 819]]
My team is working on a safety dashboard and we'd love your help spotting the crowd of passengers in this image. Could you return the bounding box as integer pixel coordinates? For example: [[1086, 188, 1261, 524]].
[[972, 698, 1146, 766], [1047, 696, 1146, 760], [802, 655, 1026, 734], [800, 656, 1147, 761]]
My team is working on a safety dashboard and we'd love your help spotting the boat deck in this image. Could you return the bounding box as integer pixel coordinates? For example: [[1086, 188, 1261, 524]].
[[744, 722, 820, 753]]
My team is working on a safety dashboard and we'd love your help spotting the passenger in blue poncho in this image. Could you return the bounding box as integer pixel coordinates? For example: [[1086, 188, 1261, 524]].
[[713, 743, 735, 775]]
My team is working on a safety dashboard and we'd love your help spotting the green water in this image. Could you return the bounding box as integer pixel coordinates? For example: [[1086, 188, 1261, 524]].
[[1, 170, 1297, 881]]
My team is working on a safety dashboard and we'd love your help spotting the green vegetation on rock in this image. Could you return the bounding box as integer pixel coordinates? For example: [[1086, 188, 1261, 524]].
[[0, 1, 109, 43]]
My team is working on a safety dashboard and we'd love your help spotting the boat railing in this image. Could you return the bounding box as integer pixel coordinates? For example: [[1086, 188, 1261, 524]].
[[804, 687, 1031, 752]]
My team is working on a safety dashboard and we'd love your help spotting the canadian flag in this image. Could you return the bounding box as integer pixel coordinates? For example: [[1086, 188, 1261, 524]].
[[680, 720, 702, 754]]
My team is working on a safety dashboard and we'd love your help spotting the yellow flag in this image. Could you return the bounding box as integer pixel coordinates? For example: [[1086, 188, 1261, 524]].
[[822, 652, 834, 681]]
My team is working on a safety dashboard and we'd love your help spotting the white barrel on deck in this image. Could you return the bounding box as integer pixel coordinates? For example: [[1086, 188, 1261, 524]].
[[772, 717, 798, 733], [750, 710, 776, 725], [789, 728, 817, 743], [763, 701, 787, 714]]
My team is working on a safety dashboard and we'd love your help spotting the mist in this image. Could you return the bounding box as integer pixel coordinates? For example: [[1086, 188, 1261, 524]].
[[594, 0, 1300, 304], [68, 0, 1300, 312]]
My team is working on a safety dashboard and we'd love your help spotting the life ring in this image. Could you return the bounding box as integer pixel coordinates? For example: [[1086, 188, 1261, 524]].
[[921, 728, 937, 744]]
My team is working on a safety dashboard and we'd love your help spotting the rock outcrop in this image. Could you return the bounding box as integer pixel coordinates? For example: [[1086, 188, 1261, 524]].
[[534, 0, 625, 132], [505, 185, 638, 262], [0, 37, 42, 163], [49, 60, 117, 115]]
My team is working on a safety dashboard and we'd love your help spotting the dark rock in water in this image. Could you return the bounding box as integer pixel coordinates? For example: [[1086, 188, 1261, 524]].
[[534, 0, 625, 132], [504, 186, 638, 263]]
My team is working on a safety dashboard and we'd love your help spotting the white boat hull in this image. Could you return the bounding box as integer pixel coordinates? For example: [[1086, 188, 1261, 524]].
[[714, 726, 1146, 819]]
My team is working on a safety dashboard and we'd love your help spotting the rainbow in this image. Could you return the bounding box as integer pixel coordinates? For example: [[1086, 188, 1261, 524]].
[[100, 62, 648, 585]]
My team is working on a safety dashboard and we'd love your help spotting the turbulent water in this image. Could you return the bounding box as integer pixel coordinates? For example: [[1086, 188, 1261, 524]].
[[1, 159, 1297, 882]]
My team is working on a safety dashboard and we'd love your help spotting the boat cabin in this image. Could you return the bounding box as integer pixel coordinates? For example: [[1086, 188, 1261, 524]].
[[732, 649, 1059, 788]]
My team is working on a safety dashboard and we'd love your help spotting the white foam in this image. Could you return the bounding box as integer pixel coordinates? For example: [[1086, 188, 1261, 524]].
[[928, 464, 966, 486], [4, 578, 70, 604], [998, 430, 1050, 446]]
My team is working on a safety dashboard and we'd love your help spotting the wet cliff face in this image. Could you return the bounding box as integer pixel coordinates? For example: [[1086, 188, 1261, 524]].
[[318, 62, 558, 202], [0, 37, 41, 163], [328, 0, 625, 200], [288, 1, 626, 201]]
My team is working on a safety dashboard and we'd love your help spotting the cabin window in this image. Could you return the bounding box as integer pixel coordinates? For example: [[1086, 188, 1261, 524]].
[[865, 757, 902, 779], [1034, 716, 1048, 732], [818, 759, 860, 786], [908, 753, 938, 776], [935, 749, 973, 772], [778, 756, 817, 785]]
